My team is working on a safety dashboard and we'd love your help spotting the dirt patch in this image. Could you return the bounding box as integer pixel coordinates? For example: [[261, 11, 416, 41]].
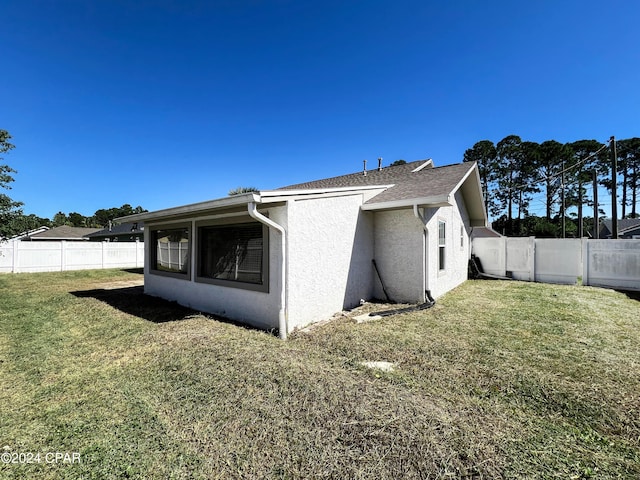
[[95, 279, 145, 290], [298, 300, 414, 333]]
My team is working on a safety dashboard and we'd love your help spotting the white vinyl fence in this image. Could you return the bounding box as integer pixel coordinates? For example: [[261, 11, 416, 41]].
[[156, 241, 188, 273], [0, 241, 144, 273], [472, 237, 640, 291]]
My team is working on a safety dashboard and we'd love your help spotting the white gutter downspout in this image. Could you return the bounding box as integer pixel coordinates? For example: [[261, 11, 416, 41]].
[[414, 204, 429, 302], [248, 202, 288, 340]]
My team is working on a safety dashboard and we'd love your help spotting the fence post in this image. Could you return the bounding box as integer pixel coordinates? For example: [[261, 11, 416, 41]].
[[12, 240, 19, 273], [60, 241, 66, 271], [101, 241, 106, 269], [581, 238, 589, 286], [502, 237, 508, 276], [529, 236, 536, 282]]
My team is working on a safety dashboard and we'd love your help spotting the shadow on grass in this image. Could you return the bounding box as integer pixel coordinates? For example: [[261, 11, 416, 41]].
[[71, 286, 197, 323], [121, 267, 144, 275], [71, 286, 277, 335], [618, 289, 640, 302]]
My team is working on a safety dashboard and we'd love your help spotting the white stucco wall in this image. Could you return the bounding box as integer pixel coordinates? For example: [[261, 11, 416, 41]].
[[373, 209, 425, 303], [425, 191, 472, 299], [143, 208, 286, 331], [286, 194, 374, 331], [141, 189, 477, 334]]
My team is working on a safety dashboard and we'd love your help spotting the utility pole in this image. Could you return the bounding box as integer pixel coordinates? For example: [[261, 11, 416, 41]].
[[578, 180, 583, 238], [593, 170, 599, 239], [610, 136, 618, 239], [561, 159, 566, 238]]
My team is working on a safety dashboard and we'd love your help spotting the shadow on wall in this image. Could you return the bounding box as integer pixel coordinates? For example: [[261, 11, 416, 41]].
[[342, 210, 376, 308]]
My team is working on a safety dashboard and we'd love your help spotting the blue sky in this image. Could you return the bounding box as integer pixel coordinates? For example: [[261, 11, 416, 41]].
[[3, 0, 639, 220]]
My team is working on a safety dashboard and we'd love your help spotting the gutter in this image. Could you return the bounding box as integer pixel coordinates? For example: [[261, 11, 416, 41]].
[[248, 202, 288, 340], [413, 204, 433, 304]]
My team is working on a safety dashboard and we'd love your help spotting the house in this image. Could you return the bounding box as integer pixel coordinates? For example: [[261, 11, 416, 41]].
[[25, 226, 102, 241], [599, 218, 640, 239], [2, 226, 50, 243], [118, 159, 487, 338], [470, 225, 503, 239], [85, 222, 144, 242]]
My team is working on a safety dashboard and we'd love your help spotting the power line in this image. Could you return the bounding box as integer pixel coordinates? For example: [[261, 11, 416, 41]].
[[502, 141, 610, 194]]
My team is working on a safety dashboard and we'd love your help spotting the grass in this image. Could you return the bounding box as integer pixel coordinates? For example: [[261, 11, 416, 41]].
[[1, 269, 639, 479]]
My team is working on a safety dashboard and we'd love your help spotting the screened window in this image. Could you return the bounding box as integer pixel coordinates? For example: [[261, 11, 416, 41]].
[[438, 220, 446, 271], [151, 226, 190, 277], [197, 222, 268, 291]]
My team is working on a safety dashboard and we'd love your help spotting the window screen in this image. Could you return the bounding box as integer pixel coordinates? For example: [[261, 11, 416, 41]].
[[198, 223, 264, 285]]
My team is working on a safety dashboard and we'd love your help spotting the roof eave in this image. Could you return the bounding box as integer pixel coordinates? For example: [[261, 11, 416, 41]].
[[116, 192, 261, 224], [260, 184, 393, 202], [117, 185, 398, 224], [362, 195, 452, 211], [456, 162, 488, 227]]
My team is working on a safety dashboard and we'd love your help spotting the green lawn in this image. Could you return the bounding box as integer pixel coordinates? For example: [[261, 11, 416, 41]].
[[1, 269, 639, 479]]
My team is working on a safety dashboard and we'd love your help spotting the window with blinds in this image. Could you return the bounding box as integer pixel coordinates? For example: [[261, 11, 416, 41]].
[[196, 221, 268, 291]]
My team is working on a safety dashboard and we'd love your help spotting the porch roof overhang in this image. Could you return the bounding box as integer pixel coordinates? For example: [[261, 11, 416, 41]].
[[115, 185, 392, 224]]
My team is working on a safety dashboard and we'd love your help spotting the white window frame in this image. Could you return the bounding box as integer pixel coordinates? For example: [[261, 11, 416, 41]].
[[438, 220, 446, 272]]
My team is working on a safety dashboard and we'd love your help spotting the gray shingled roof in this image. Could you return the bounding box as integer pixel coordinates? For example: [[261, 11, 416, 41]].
[[28, 226, 102, 240], [278, 160, 475, 205], [602, 218, 640, 233], [85, 222, 144, 239]]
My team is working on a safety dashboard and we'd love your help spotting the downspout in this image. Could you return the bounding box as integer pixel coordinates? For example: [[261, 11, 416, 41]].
[[413, 204, 433, 303], [248, 202, 288, 340]]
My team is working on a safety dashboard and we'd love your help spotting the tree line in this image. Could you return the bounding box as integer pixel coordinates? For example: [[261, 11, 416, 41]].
[[463, 135, 640, 237], [1, 129, 146, 239]]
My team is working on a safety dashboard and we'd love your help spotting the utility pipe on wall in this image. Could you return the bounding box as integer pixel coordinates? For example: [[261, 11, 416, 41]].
[[248, 202, 288, 339]]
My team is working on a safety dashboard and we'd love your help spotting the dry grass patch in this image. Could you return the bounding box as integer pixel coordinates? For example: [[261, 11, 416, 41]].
[[1, 271, 639, 478]]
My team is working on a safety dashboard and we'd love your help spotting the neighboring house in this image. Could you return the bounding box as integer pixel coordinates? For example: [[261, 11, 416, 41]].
[[118, 159, 487, 338], [25, 226, 102, 241], [470, 225, 502, 239], [85, 222, 144, 242], [2, 226, 50, 243], [599, 218, 640, 239]]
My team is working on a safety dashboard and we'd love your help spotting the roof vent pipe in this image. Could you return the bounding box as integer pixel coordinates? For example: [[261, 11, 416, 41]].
[[378, 157, 382, 171], [363, 159, 367, 176]]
